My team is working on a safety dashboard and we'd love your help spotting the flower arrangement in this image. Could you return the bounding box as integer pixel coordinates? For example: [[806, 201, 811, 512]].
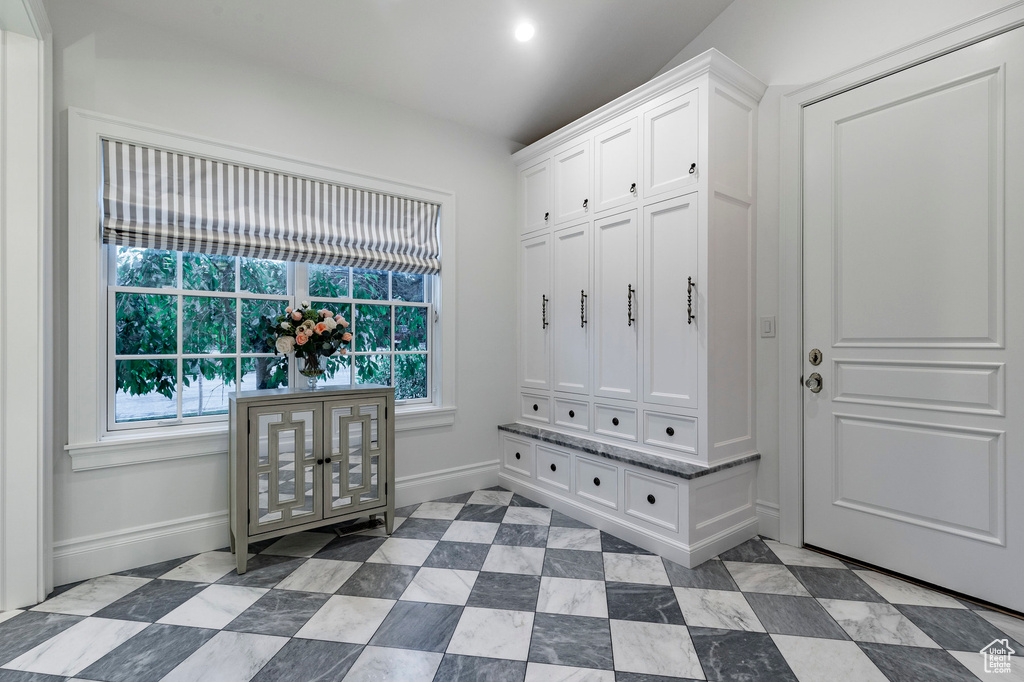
[[267, 301, 352, 382]]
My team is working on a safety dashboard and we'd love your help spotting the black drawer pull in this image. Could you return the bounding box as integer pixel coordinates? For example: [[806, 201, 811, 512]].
[[630, 182, 636, 194], [550, 463, 557, 472], [647, 494, 656, 505], [583, 198, 588, 209], [568, 410, 575, 418], [666, 427, 675, 437], [515, 452, 521, 460], [324, 457, 332, 464], [593, 477, 601, 487], [612, 417, 619, 426], [689, 162, 696, 174], [533, 404, 539, 412], [544, 212, 549, 221]]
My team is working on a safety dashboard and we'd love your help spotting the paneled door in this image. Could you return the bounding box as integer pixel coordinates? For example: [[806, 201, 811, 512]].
[[521, 233, 552, 391], [593, 210, 638, 401], [553, 222, 591, 395], [803, 28, 1023, 611], [324, 398, 387, 516], [553, 140, 591, 225]]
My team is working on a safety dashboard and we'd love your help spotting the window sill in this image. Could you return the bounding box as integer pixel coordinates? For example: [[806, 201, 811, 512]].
[[66, 404, 457, 472]]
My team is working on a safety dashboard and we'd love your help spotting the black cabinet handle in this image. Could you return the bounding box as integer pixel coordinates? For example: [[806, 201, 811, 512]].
[[325, 457, 332, 464], [630, 182, 636, 194], [515, 452, 521, 460], [568, 410, 575, 418], [550, 463, 557, 472], [544, 212, 549, 221], [533, 404, 539, 412], [316, 458, 324, 465], [583, 198, 588, 209], [612, 417, 619, 426], [689, 162, 696, 174], [666, 427, 675, 437], [593, 477, 601, 487], [647, 494, 656, 505]]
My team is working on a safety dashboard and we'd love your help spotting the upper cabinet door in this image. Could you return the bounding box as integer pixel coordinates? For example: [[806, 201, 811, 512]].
[[643, 88, 700, 199], [520, 158, 552, 235], [594, 117, 639, 214], [593, 210, 639, 402], [552, 222, 591, 395], [521, 234, 552, 391], [553, 140, 591, 225]]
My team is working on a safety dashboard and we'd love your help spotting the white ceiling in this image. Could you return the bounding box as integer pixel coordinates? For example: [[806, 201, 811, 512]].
[[84, 0, 733, 146]]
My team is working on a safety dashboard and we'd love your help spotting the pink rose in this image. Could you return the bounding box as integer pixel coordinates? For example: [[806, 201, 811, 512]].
[[341, 332, 353, 343], [314, 322, 328, 335], [285, 306, 293, 314], [291, 311, 302, 321], [335, 316, 350, 328], [295, 334, 308, 345], [339, 347, 348, 355]]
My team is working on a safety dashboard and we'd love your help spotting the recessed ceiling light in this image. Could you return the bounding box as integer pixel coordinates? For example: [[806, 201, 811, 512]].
[[515, 21, 535, 42]]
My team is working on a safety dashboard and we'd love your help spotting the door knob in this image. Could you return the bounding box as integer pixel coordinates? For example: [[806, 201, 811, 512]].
[[805, 373, 823, 393]]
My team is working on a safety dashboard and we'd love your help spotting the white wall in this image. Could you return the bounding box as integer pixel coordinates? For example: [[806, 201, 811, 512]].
[[46, 0, 517, 584], [659, 0, 1018, 537]]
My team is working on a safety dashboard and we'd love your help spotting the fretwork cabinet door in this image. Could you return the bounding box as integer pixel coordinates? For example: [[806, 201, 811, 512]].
[[324, 397, 388, 516], [247, 402, 322, 535]]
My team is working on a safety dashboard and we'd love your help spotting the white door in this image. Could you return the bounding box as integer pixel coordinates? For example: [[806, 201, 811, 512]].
[[553, 140, 591, 225], [520, 234, 551, 391], [643, 87, 699, 199], [553, 222, 590, 395], [519, 159, 551, 235], [803, 28, 1024, 611], [594, 116, 639, 214], [593, 210, 638, 401]]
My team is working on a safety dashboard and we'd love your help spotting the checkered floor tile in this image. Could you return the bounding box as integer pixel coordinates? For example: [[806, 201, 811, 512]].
[[1, 487, 1021, 681]]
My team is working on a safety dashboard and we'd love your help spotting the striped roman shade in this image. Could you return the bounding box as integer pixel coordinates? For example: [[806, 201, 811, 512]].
[[101, 139, 441, 274]]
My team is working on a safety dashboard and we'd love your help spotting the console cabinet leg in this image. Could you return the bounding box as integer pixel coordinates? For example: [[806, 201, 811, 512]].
[[236, 541, 248, 575], [385, 510, 394, 534]]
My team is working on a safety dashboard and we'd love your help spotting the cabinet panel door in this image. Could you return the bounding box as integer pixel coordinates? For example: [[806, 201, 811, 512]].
[[593, 210, 638, 401], [643, 194, 699, 408], [553, 140, 591, 224], [520, 158, 552, 235], [324, 397, 387, 516], [644, 88, 700, 198], [248, 403, 322, 534], [521, 234, 552, 391], [552, 222, 591, 395], [594, 117, 639, 214]]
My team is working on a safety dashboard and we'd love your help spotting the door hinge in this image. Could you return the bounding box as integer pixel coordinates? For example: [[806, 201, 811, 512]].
[[799, 375, 804, 386]]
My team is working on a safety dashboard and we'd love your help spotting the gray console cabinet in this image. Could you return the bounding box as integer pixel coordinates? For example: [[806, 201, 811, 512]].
[[229, 385, 395, 574]]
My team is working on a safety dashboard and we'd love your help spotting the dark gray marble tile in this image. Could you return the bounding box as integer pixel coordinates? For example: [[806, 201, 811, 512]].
[[93, 579, 207, 622], [250, 638, 363, 682], [615, 674, 703, 682], [217, 555, 307, 588], [605, 582, 684, 625], [455, 504, 508, 524], [423, 541, 491, 571], [509, 493, 546, 508], [394, 503, 421, 517], [431, 492, 475, 504], [663, 558, 739, 591], [549, 510, 593, 529], [543, 549, 605, 580], [224, 589, 330, 637], [76, 623, 217, 682], [601, 532, 654, 555], [433, 654, 527, 682], [529, 613, 613, 670], [493, 523, 549, 548], [391, 517, 453, 540], [858, 642, 978, 682], [335, 563, 419, 599], [466, 572, 541, 611], [718, 538, 783, 565], [0, 611, 83, 667], [314, 534, 386, 562], [0, 671, 65, 682], [689, 627, 798, 682], [788, 566, 885, 602], [744, 592, 849, 640], [368, 601, 463, 652], [895, 604, 1023, 652]]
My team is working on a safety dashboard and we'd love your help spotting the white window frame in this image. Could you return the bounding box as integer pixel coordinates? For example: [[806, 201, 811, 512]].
[[67, 108, 457, 470]]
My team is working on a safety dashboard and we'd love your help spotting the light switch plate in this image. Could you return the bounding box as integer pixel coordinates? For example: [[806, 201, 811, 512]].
[[760, 316, 776, 338]]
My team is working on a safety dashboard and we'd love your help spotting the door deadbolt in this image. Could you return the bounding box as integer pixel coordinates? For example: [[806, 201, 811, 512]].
[[805, 372, 823, 393], [808, 348, 823, 366]]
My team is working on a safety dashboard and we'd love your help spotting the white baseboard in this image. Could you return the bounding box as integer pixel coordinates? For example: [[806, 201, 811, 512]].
[[395, 459, 500, 508], [757, 499, 781, 541]]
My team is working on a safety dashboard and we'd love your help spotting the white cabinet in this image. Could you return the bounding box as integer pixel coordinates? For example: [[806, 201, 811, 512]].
[[519, 158, 552, 235], [643, 88, 700, 199], [520, 234, 551, 390], [594, 116, 639, 214], [593, 210, 638, 402], [553, 140, 591, 224], [552, 222, 590, 395]]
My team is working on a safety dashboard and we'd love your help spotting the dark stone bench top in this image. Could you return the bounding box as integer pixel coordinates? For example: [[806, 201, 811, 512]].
[[498, 423, 760, 480]]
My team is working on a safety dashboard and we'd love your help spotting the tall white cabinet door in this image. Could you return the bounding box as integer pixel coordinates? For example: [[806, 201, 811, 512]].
[[594, 117, 639, 214], [553, 222, 591, 395], [521, 234, 552, 390], [553, 140, 591, 224], [644, 88, 700, 199], [593, 210, 639, 401], [643, 195, 699, 408], [520, 159, 552, 235]]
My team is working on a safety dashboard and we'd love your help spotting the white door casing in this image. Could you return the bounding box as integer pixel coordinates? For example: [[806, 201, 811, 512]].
[[802, 27, 1023, 611], [553, 222, 591, 395], [593, 210, 639, 401], [520, 234, 551, 391]]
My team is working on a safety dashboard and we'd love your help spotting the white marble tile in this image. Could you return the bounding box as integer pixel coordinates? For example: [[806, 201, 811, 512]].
[[442, 520, 500, 544], [262, 531, 334, 557], [159, 551, 248, 583], [467, 490, 514, 506], [537, 577, 608, 618], [547, 527, 602, 552], [157, 584, 267, 629], [0, 609, 23, 625], [602, 553, 670, 585], [400, 567, 478, 605], [481, 545, 546, 576], [819, 598, 940, 648], [852, 571, 966, 609], [525, 662, 615, 682], [763, 539, 847, 569], [274, 558, 361, 593], [162, 630, 288, 682], [979, 610, 1024, 645], [724, 561, 811, 597], [365, 538, 438, 566], [411, 502, 464, 520], [771, 633, 889, 682], [30, 575, 150, 616], [3, 617, 148, 676], [503, 507, 552, 526], [447, 607, 534, 660], [610, 619, 704, 678], [673, 587, 765, 632], [344, 646, 443, 682], [294, 595, 396, 644], [950, 649, 1024, 682]]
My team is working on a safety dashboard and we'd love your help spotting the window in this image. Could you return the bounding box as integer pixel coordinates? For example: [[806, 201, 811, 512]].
[[109, 246, 434, 430]]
